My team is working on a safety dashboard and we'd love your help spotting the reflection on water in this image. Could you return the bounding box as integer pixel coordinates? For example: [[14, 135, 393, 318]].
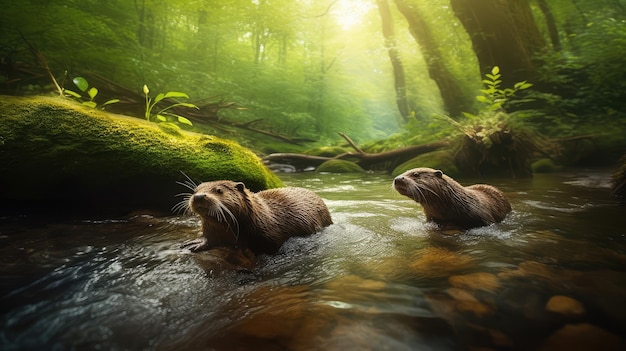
[[1, 170, 625, 350]]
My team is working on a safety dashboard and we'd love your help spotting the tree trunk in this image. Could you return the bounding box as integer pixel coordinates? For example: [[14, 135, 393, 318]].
[[536, 0, 561, 52], [376, 0, 411, 122], [449, 0, 546, 86], [393, 0, 472, 118]]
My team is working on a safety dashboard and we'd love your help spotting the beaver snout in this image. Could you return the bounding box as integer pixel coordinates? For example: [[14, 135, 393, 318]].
[[190, 193, 211, 211], [394, 176, 407, 188], [192, 194, 206, 202], [393, 176, 409, 194]]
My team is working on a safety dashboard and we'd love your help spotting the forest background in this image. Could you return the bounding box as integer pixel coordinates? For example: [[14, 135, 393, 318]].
[[1, 0, 625, 166]]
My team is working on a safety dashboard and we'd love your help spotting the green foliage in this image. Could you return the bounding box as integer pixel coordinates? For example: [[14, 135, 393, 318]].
[[434, 66, 534, 148], [63, 76, 119, 109], [316, 159, 365, 173], [532, 158, 557, 173], [142, 84, 197, 126], [0, 0, 402, 145], [1, 0, 624, 153], [463, 66, 533, 119]]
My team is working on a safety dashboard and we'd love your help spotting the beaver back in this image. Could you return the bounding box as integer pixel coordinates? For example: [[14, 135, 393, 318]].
[[246, 187, 333, 253]]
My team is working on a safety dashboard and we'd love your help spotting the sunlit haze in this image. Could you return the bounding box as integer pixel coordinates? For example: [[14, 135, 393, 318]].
[[333, 0, 375, 30]]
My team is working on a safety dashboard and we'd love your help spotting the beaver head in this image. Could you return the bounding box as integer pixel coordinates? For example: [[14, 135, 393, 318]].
[[189, 180, 254, 242], [393, 167, 467, 224], [393, 167, 448, 204]]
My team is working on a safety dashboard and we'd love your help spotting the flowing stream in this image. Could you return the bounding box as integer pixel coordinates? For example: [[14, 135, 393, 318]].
[[1, 170, 625, 350]]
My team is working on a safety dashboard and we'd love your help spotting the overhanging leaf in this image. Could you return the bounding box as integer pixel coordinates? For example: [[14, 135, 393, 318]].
[[462, 111, 477, 119], [175, 102, 199, 109], [163, 91, 190, 99], [476, 95, 490, 103], [63, 89, 82, 98], [177, 116, 193, 126], [154, 93, 166, 103], [87, 87, 98, 100], [102, 99, 120, 107], [72, 77, 89, 92]]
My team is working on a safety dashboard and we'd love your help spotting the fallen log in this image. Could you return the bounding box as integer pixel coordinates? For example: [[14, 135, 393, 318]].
[[336, 140, 450, 169], [263, 134, 450, 172]]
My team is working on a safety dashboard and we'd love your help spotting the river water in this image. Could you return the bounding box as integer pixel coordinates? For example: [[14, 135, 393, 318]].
[[1, 170, 625, 350]]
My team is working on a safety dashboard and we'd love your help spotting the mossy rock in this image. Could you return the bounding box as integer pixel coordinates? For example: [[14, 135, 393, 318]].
[[305, 146, 349, 157], [532, 158, 557, 173], [392, 150, 458, 177], [316, 159, 365, 173], [0, 96, 282, 216]]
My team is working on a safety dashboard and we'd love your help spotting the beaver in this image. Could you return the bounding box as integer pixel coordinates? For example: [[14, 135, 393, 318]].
[[179, 180, 332, 255], [393, 167, 511, 229]]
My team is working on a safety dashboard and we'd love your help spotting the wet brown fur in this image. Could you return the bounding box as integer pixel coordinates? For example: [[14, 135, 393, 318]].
[[181, 180, 332, 255], [393, 168, 511, 229]]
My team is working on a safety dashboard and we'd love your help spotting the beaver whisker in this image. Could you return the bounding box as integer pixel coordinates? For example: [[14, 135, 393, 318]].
[[177, 171, 199, 192], [172, 192, 192, 214], [172, 200, 190, 214], [212, 202, 240, 240], [420, 184, 442, 199], [176, 180, 197, 192]]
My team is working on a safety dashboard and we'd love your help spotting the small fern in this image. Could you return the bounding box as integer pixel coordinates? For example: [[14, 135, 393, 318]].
[[142, 84, 197, 126]]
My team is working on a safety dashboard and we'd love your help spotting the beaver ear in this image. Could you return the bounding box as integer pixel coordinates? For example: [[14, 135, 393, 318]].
[[434, 170, 443, 178], [235, 182, 246, 192]]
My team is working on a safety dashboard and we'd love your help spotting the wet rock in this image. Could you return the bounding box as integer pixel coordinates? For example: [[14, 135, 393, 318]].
[[498, 260, 626, 337], [497, 260, 559, 281], [446, 288, 494, 318], [449, 272, 500, 293], [191, 247, 257, 275], [537, 323, 626, 351], [545, 295, 585, 319], [409, 247, 474, 278], [217, 285, 337, 350], [324, 275, 387, 298], [316, 159, 365, 173]]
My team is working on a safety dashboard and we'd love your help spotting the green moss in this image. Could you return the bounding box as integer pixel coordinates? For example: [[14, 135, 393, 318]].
[[157, 122, 183, 137], [392, 150, 458, 177], [531, 158, 557, 173], [316, 159, 365, 173], [0, 95, 282, 215], [305, 146, 349, 157]]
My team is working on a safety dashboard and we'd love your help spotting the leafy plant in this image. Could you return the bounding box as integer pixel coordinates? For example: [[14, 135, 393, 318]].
[[436, 66, 534, 143], [435, 66, 540, 177], [142, 84, 197, 126], [463, 66, 533, 119], [64, 76, 119, 109]]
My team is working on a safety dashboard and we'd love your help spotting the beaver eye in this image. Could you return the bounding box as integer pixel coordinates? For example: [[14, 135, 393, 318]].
[[213, 187, 223, 195]]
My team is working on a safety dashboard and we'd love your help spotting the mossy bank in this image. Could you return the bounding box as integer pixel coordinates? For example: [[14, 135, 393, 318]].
[[0, 96, 282, 216]]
